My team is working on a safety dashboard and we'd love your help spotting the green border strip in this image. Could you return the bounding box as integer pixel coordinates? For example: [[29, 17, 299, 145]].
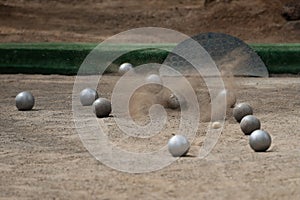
[[251, 43, 300, 74], [0, 43, 299, 75]]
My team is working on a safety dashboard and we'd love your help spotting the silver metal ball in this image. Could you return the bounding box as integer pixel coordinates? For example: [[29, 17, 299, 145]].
[[145, 74, 162, 84], [80, 88, 98, 106], [92, 98, 111, 118], [119, 63, 133, 74], [166, 93, 187, 110], [249, 130, 272, 152], [15, 91, 35, 111], [217, 89, 236, 108], [168, 135, 190, 157], [167, 94, 180, 109], [233, 103, 253, 122], [145, 74, 163, 93], [240, 115, 261, 135]]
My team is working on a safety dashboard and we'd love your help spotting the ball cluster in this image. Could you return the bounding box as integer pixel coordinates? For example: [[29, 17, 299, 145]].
[[14, 62, 274, 159], [233, 102, 272, 152]]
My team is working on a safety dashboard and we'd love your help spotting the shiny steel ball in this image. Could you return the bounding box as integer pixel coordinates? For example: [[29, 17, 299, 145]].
[[15, 91, 35, 111], [119, 63, 133, 74], [145, 74, 162, 84], [167, 94, 180, 109], [217, 89, 236, 108], [240, 115, 261, 135], [249, 130, 272, 152], [233, 103, 253, 122], [145, 74, 163, 93], [80, 88, 98, 106], [92, 98, 111, 118], [168, 135, 190, 157]]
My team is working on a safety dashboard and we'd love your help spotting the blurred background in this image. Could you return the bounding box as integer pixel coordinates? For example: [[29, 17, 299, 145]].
[[0, 0, 299, 43]]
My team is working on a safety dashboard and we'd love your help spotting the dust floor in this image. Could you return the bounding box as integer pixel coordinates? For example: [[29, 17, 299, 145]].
[[1, 74, 300, 199]]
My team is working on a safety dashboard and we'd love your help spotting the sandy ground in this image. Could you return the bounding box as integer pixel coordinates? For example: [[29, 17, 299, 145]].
[[0, 0, 299, 43], [1, 0, 300, 199], [1, 74, 300, 199]]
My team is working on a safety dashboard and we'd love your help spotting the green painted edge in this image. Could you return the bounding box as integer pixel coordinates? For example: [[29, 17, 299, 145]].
[[0, 43, 299, 75], [250, 44, 300, 74]]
